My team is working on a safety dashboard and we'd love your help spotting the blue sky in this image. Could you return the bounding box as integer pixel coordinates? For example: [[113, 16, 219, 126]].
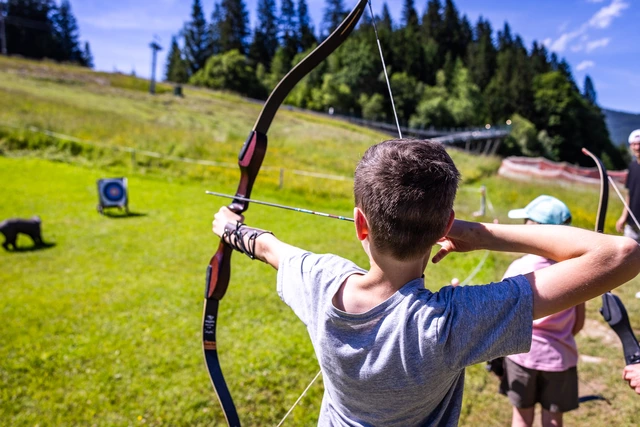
[[73, 0, 640, 113]]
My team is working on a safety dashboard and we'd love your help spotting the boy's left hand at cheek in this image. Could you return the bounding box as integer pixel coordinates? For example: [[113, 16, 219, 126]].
[[212, 207, 244, 238]]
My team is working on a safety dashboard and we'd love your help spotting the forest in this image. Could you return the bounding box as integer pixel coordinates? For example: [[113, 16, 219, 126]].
[[164, 0, 627, 168], [1, 0, 92, 67]]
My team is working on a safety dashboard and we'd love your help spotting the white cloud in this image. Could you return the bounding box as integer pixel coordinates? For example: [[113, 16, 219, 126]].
[[589, 0, 629, 28], [545, 0, 628, 53], [549, 30, 582, 52], [586, 37, 611, 52], [576, 60, 596, 71]]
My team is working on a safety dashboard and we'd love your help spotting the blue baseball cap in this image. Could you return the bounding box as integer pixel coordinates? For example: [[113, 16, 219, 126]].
[[508, 195, 572, 225]]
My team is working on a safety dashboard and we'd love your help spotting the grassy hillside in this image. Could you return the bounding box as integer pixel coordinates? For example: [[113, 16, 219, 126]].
[[1, 57, 640, 426]]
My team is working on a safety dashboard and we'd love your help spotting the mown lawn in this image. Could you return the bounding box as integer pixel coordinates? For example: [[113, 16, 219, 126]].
[[2, 157, 640, 426], [1, 57, 640, 426]]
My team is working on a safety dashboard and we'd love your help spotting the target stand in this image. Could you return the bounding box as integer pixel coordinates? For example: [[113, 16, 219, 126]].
[[97, 178, 129, 215]]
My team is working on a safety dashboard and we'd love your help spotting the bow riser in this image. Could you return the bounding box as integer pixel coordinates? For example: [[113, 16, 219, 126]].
[[207, 130, 268, 302], [236, 131, 268, 201]]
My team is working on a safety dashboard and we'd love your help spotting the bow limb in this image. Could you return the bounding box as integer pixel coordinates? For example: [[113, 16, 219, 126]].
[[202, 2, 370, 425], [581, 148, 609, 233], [582, 148, 640, 366]]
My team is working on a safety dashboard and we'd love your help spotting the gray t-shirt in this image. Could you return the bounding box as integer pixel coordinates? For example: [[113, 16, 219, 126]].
[[277, 247, 533, 426]]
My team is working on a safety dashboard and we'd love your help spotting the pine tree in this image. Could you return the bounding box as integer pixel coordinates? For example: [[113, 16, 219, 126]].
[[52, 0, 82, 62], [421, 0, 443, 84], [397, 0, 424, 81], [441, 0, 462, 59], [459, 15, 472, 59], [511, 35, 534, 119], [165, 35, 188, 83], [5, 0, 58, 59], [81, 41, 93, 68], [421, 0, 442, 41], [379, 2, 393, 31], [248, 0, 278, 67], [402, 0, 419, 28], [297, 0, 316, 51], [558, 58, 577, 90], [322, 0, 345, 35], [467, 17, 496, 91], [497, 22, 513, 50], [183, 0, 211, 75], [279, 0, 298, 63], [209, 2, 222, 55], [530, 41, 550, 75], [219, 0, 249, 54], [583, 75, 597, 105], [549, 52, 559, 70]]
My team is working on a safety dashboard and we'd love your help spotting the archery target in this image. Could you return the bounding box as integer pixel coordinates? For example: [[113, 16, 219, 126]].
[[97, 178, 128, 208]]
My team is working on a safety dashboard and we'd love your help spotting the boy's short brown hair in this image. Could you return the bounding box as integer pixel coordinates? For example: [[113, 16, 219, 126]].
[[354, 139, 460, 260]]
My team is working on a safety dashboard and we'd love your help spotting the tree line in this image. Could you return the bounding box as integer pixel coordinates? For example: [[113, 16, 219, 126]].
[[1, 0, 93, 68], [166, 0, 624, 168]]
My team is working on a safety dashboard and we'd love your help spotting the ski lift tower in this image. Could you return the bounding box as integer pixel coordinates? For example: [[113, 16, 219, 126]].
[[149, 38, 162, 94]]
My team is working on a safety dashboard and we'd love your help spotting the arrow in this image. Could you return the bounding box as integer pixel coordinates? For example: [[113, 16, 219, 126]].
[[206, 191, 354, 222]]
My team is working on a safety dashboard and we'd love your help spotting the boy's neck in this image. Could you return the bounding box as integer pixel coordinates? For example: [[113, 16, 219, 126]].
[[366, 250, 430, 291], [333, 247, 431, 314]]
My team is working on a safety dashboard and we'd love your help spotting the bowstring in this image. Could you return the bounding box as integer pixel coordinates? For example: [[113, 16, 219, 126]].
[[608, 175, 640, 231], [367, 0, 402, 139], [275, 370, 322, 427], [277, 2, 402, 424], [460, 187, 494, 286]]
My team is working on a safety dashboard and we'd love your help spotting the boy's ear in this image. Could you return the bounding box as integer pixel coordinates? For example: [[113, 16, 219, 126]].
[[354, 207, 369, 241], [443, 209, 455, 237]]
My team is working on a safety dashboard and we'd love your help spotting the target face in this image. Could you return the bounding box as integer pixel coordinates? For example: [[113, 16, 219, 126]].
[[103, 182, 124, 202], [97, 178, 128, 208]]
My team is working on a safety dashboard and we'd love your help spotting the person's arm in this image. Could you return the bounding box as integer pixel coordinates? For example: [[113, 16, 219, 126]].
[[623, 364, 640, 395], [212, 206, 296, 269], [572, 302, 586, 335], [616, 193, 630, 233], [434, 220, 640, 319]]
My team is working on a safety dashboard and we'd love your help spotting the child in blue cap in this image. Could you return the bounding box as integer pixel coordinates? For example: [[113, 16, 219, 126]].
[[500, 195, 584, 427]]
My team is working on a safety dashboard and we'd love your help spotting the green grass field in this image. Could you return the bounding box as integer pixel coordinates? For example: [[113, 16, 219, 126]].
[[1, 57, 640, 426]]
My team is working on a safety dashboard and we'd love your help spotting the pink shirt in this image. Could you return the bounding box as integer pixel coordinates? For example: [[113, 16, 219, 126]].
[[503, 254, 578, 371]]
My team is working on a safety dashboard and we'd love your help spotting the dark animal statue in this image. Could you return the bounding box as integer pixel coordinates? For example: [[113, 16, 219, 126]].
[[0, 216, 43, 250]]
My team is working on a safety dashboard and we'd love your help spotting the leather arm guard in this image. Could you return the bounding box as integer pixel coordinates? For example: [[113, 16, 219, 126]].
[[222, 221, 273, 260]]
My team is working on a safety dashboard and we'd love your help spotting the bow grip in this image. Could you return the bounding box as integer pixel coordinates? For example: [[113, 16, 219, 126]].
[[206, 241, 233, 301], [600, 292, 640, 365]]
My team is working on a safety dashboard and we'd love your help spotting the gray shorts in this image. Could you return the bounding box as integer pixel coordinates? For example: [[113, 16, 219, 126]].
[[499, 358, 578, 413], [624, 224, 640, 243]]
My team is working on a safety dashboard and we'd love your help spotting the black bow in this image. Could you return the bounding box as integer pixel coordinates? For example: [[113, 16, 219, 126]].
[[202, 2, 370, 425]]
